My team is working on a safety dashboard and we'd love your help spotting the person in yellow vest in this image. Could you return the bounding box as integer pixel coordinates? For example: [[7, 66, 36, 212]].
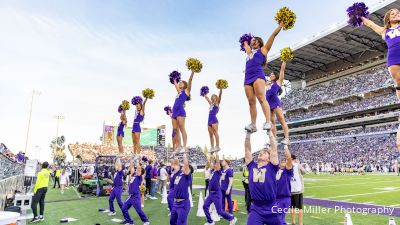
[[241, 159, 251, 213], [30, 162, 50, 223], [53, 167, 61, 188]]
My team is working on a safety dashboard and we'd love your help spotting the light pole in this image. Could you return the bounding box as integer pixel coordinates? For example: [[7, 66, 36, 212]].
[[53, 115, 64, 165], [24, 90, 41, 155]]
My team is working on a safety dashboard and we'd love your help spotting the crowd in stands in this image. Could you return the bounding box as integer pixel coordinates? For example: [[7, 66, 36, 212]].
[[69, 143, 207, 166], [285, 93, 398, 122], [290, 123, 398, 141], [282, 65, 392, 110], [0, 144, 25, 180]]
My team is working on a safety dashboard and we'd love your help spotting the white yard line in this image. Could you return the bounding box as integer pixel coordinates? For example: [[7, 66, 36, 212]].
[[340, 199, 352, 202], [72, 186, 82, 199], [361, 201, 374, 204], [327, 189, 400, 199], [388, 204, 400, 207], [306, 180, 396, 188]]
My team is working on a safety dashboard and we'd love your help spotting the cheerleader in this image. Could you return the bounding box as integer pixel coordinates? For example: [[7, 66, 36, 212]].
[[169, 154, 192, 225], [275, 145, 293, 225], [203, 89, 223, 152], [167, 159, 179, 214], [243, 23, 283, 134], [121, 162, 150, 225], [172, 69, 196, 153], [244, 130, 280, 225], [165, 107, 181, 151], [132, 97, 148, 155], [108, 158, 124, 216], [361, 9, 400, 149], [267, 61, 290, 145], [117, 105, 127, 154], [203, 154, 237, 225]]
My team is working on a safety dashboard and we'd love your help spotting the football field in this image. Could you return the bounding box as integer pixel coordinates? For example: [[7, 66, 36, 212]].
[[33, 173, 400, 225]]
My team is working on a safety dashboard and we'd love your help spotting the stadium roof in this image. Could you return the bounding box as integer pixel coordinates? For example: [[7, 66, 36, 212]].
[[267, 0, 400, 81]]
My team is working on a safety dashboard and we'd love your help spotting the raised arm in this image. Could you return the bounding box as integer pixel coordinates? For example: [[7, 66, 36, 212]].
[[217, 89, 222, 105], [204, 95, 212, 105], [284, 145, 293, 170], [215, 154, 221, 171], [186, 70, 195, 95], [173, 79, 180, 93], [261, 24, 283, 55], [244, 132, 253, 165], [277, 61, 286, 86], [361, 17, 385, 36], [182, 154, 191, 175], [244, 41, 252, 57], [136, 163, 142, 176], [269, 132, 279, 166], [115, 158, 122, 171], [141, 98, 148, 115]]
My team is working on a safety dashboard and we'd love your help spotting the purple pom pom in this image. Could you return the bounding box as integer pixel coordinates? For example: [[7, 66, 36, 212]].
[[131, 96, 143, 105], [239, 33, 253, 51], [118, 105, 123, 113], [164, 105, 172, 115], [142, 156, 148, 162], [169, 70, 181, 84], [346, 2, 369, 27], [200, 86, 209, 96]]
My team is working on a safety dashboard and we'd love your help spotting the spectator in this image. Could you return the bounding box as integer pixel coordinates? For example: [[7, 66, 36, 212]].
[[290, 155, 307, 225], [30, 161, 50, 223]]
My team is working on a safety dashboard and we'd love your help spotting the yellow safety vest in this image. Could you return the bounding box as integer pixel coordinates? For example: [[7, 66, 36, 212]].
[[242, 167, 249, 184], [34, 169, 51, 193], [55, 169, 60, 177]]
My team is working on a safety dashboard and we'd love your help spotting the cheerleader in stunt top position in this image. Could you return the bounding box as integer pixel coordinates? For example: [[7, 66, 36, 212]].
[[361, 9, 400, 150], [243, 23, 283, 136], [117, 106, 127, 154], [172, 69, 196, 154], [267, 61, 290, 145], [244, 130, 280, 225], [132, 97, 148, 155], [203, 88, 223, 153]]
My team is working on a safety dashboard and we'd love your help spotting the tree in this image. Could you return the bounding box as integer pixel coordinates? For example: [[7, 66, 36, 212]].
[[51, 136, 66, 165]]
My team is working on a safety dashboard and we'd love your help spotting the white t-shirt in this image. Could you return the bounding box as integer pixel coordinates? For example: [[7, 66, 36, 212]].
[[160, 168, 168, 181], [60, 174, 69, 185], [204, 168, 211, 180]]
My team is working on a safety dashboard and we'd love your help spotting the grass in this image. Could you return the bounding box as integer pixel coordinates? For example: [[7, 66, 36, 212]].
[[28, 173, 400, 225]]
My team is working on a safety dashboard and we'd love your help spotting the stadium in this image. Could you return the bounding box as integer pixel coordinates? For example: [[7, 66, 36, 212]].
[[1, 0, 400, 225]]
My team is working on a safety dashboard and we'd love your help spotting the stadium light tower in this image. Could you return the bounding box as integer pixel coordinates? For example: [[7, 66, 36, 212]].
[[53, 115, 65, 141], [24, 90, 41, 155]]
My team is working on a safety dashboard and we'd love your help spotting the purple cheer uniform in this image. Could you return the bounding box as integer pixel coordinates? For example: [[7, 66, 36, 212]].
[[266, 82, 283, 110], [109, 169, 124, 213], [385, 25, 400, 67], [170, 170, 192, 225], [132, 111, 144, 133], [172, 91, 187, 119], [208, 104, 219, 126], [121, 175, 149, 225], [244, 49, 267, 85], [276, 168, 294, 225], [221, 168, 234, 214], [117, 121, 124, 137]]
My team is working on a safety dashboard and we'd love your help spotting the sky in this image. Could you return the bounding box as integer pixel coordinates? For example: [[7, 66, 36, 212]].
[[0, 0, 384, 162]]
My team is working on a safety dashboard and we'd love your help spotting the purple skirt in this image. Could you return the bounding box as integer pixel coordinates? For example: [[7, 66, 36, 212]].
[[172, 109, 186, 119], [387, 44, 400, 67], [208, 117, 218, 126], [117, 123, 124, 137], [132, 123, 141, 133]]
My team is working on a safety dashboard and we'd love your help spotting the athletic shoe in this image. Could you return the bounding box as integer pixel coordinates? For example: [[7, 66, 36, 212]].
[[281, 138, 290, 145], [179, 147, 186, 154], [149, 196, 158, 200], [213, 146, 221, 153], [143, 222, 150, 225], [208, 147, 215, 154], [229, 217, 237, 225], [141, 204, 144, 208], [29, 217, 40, 223], [107, 211, 116, 216], [204, 222, 215, 225], [262, 122, 271, 131], [244, 124, 257, 133], [39, 215, 44, 221]]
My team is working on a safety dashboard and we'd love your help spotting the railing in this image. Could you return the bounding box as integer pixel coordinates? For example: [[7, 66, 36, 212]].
[[0, 152, 25, 210]]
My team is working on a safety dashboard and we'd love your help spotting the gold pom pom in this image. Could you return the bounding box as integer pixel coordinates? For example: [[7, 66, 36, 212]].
[[186, 58, 203, 73], [121, 100, 130, 111], [140, 184, 146, 193], [280, 47, 294, 62], [216, 79, 229, 89], [142, 88, 155, 99], [275, 7, 296, 30]]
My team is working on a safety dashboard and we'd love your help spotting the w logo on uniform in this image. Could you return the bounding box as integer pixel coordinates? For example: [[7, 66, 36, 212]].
[[387, 28, 400, 39], [252, 168, 266, 183]]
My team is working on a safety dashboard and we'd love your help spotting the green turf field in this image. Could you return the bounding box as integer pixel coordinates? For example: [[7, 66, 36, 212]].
[[30, 173, 400, 225]]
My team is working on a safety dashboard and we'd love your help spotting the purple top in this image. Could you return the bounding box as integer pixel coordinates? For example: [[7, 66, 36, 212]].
[[209, 170, 222, 192], [247, 161, 279, 201], [220, 168, 233, 191], [113, 170, 124, 187], [173, 170, 192, 199], [128, 175, 142, 196], [145, 165, 152, 179], [244, 49, 266, 85], [134, 111, 144, 124], [385, 25, 400, 49], [169, 172, 177, 190], [172, 91, 188, 113], [276, 168, 294, 198]]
